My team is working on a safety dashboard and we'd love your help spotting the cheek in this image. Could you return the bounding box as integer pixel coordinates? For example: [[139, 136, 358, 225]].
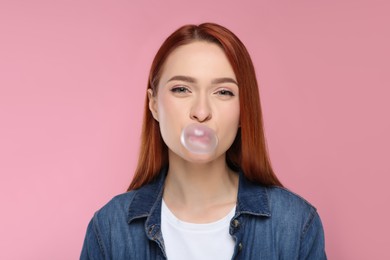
[[157, 96, 182, 125], [224, 101, 240, 125], [156, 95, 184, 145], [218, 104, 240, 142]]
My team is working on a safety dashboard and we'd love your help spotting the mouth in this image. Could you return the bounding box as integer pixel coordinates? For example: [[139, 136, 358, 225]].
[[181, 123, 218, 154], [194, 129, 204, 136], [187, 131, 211, 147]]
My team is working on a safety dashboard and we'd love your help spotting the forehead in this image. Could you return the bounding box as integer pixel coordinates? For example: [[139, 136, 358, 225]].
[[160, 41, 236, 82]]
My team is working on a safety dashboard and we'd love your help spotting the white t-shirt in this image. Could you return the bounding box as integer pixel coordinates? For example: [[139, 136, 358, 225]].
[[161, 200, 236, 260]]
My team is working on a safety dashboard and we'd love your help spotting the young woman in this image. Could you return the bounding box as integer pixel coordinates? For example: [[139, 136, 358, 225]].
[[81, 23, 326, 260]]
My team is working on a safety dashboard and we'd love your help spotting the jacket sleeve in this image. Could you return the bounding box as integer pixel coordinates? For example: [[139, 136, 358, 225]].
[[299, 209, 327, 260], [80, 215, 106, 260]]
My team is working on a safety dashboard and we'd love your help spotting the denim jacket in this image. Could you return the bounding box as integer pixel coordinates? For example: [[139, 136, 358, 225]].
[[81, 168, 326, 259]]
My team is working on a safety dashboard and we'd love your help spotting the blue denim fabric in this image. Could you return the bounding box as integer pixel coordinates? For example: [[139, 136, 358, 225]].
[[81, 168, 326, 259]]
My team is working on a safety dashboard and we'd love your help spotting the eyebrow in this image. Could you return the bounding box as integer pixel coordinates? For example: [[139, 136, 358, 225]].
[[167, 75, 238, 86]]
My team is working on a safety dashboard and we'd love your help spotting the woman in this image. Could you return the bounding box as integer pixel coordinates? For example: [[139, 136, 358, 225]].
[[81, 23, 326, 259]]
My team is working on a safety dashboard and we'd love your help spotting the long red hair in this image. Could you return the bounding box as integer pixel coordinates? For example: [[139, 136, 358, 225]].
[[128, 23, 282, 190]]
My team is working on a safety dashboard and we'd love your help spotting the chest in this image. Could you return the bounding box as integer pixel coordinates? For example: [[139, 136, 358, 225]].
[[109, 216, 300, 260]]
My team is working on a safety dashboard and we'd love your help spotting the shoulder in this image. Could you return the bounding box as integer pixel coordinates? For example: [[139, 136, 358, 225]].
[[266, 186, 317, 212], [237, 173, 319, 224], [265, 187, 326, 257], [81, 191, 138, 258], [266, 186, 322, 236], [92, 191, 136, 225]]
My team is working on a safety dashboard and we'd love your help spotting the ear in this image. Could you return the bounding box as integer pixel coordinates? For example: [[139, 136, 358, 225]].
[[148, 88, 159, 121]]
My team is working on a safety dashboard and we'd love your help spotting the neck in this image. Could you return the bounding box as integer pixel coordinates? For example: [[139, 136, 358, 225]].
[[163, 151, 239, 209]]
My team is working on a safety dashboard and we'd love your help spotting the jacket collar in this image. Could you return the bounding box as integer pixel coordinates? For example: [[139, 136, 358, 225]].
[[127, 167, 167, 224], [127, 167, 271, 224], [235, 172, 271, 217]]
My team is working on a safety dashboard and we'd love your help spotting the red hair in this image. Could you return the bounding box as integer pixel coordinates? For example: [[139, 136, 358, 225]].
[[128, 23, 282, 190]]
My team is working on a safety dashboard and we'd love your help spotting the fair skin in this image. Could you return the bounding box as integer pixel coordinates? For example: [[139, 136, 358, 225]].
[[148, 41, 240, 223]]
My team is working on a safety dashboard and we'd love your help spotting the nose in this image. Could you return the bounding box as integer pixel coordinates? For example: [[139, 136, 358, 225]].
[[190, 95, 212, 122]]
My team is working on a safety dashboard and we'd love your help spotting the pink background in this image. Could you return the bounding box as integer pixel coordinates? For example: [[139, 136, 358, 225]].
[[1, 0, 389, 259]]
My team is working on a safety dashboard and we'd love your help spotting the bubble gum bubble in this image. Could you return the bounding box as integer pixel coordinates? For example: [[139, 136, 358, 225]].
[[180, 123, 218, 154]]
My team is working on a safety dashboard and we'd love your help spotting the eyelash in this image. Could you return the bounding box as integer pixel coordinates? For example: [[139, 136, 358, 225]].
[[170, 86, 235, 97], [170, 86, 191, 93], [215, 89, 234, 96]]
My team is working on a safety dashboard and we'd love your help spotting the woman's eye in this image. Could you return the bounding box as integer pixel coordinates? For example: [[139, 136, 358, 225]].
[[171, 86, 190, 94], [216, 89, 234, 96]]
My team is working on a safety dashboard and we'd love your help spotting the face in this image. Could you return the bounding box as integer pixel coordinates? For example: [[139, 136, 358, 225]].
[[149, 41, 240, 163]]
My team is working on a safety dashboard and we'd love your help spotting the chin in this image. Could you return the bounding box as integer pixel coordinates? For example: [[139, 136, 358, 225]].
[[180, 149, 223, 164], [184, 156, 216, 164], [168, 147, 226, 165]]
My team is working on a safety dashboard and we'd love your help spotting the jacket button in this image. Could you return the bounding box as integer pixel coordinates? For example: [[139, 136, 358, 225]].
[[148, 226, 154, 235], [233, 219, 240, 228], [238, 243, 243, 251]]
